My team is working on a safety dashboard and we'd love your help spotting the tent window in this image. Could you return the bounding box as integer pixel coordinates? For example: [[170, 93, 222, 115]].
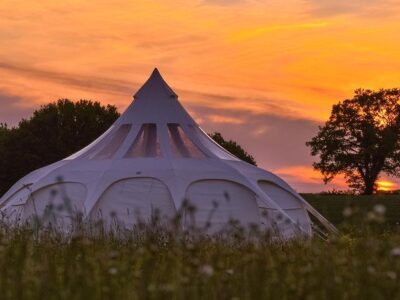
[[124, 124, 161, 158], [90, 124, 132, 159], [167, 124, 206, 158]]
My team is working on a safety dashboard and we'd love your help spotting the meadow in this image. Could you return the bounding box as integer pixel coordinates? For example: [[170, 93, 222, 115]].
[[1, 195, 400, 299]]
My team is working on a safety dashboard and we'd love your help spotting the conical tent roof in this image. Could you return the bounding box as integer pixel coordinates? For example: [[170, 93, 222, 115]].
[[0, 69, 336, 238]]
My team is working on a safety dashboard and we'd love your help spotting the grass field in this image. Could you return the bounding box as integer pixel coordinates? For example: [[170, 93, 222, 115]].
[[1, 196, 400, 299], [303, 193, 400, 225]]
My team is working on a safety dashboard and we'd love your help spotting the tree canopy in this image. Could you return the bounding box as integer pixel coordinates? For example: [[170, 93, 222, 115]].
[[0, 99, 120, 195], [306, 89, 400, 194], [209, 132, 257, 166]]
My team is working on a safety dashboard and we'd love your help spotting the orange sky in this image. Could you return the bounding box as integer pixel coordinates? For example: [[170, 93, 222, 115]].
[[1, 0, 400, 192]]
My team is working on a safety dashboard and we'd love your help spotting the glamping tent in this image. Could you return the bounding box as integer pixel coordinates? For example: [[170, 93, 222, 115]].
[[0, 69, 335, 238]]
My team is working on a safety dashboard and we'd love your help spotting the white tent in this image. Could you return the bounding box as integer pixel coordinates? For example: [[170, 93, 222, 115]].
[[0, 69, 336, 238]]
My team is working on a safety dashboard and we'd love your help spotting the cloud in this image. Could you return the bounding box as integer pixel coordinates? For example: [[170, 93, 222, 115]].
[[184, 100, 355, 192], [181, 89, 309, 122], [304, 0, 400, 17], [187, 103, 318, 169], [0, 91, 36, 126], [201, 0, 246, 6], [135, 34, 208, 50], [0, 62, 135, 96], [208, 114, 245, 124]]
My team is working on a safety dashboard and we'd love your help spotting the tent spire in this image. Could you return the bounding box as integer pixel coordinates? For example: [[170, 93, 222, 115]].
[[134, 68, 177, 99]]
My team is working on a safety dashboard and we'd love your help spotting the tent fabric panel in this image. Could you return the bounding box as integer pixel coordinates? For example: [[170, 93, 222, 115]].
[[1, 186, 31, 208], [90, 124, 132, 159], [91, 177, 176, 228], [1, 187, 32, 223], [258, 180, 304, 209], [188, 125, 239, 161], [76, 124, 131, 160], [185, 180, 259, 231]]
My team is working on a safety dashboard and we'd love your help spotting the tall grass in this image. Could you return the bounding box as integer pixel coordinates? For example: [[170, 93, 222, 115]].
[[1, 204, 400, 299]]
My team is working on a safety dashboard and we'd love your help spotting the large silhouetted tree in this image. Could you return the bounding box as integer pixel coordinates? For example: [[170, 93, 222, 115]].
[[0, 99, 119, 195], [307, 89, 400, 194]]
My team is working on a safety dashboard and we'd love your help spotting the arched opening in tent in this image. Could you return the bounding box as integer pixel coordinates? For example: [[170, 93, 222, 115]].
[[167, 124, 207, 158], [124, 124, 161, 158], [22, 182, 87, 227], [185, 179, 259, 232], [258, 180, 311, 233], [90, 177, 175, 229]]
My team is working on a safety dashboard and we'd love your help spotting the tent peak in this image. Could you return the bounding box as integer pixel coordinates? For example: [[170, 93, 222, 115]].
[[134, 68, 177, 99]]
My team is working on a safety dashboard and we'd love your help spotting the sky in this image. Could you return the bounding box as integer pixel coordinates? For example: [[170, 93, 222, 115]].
[[1, 0, 400, 192]]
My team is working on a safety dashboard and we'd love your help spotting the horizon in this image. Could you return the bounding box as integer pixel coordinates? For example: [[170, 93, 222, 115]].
[[1, 0, 399, 192]]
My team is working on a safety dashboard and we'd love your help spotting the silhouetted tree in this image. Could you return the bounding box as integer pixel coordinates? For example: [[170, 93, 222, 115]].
[[209, 132, 257, 165], [306, 89, 400, 194], [0, 99, 119, 195]]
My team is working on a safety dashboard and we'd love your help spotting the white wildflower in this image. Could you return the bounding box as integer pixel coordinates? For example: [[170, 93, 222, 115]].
[[390, 247, 400, 257], [373, 204, 386, 216], [108, 267, 118, 275], [342, 207, 353, 218], [199, 264, 214, 277], [226, 269, 234, 275], [367, 266, 375, 274], [387, 271, 397, 280]]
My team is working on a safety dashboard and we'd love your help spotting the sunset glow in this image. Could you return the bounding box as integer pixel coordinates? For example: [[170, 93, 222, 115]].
[[1, 0, 400, 192], [376, 180, 397, 192]]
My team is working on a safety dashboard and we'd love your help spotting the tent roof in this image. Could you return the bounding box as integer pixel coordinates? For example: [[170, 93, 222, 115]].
[[117, 68, 193, 125]]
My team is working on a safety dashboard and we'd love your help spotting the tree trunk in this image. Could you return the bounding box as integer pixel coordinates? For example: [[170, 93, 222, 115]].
[[363, 178, 376, 195]]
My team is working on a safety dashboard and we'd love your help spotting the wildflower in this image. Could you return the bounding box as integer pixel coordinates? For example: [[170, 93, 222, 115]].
[[108, 250, 119, 259], [342, 207, 353, 218], [367, 266, 375, 274], [390, 247, 400, 257], [199, 264, 214, 277], [373, 204, 386, 216], [366, 212, 377, 222], [387, 271, 397, 280], [226, 269, 234, 275], [108, 267, 118, 275]]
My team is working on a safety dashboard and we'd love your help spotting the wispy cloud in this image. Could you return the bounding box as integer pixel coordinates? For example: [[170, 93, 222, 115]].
[[0, 91, 36, 126], [303, 0, 400, 17], [201, 0, 247, 6], [0, 62, 135, 96]]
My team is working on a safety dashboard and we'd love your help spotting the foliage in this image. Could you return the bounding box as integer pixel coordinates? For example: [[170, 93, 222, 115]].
[[307, 89, 400, 194], [209, 132, 257, 165], [0, 99, 119, 195], [1, 202, 400, 299]]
